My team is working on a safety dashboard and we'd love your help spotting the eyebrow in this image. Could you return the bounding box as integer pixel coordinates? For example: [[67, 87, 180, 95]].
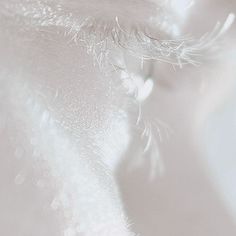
[[2, 0, 234, 69]]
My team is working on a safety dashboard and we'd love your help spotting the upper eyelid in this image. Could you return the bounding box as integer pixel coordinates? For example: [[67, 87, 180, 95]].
[[1, 1, 232, 68], [2, 0, 179, 41], [2, 3, 176, 62], [1, 1, 179, 61]]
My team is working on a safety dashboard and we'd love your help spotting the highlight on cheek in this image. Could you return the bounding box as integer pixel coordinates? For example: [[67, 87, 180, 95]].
[[0, 1, 236, 236]]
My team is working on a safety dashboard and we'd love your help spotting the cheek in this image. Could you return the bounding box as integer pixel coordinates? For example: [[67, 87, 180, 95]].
[[0, 15, 133, 234], [2, 24, 131, 169]]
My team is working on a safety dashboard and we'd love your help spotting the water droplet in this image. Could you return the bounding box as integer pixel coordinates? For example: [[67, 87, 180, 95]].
[[14, 148, 24, 159], [14, 173, 25, 185], [36, 180, 45, 188], [64, 227, 76, 236], [51, 198, 60, 210]]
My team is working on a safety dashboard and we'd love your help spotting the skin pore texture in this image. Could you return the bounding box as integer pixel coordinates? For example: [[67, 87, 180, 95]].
[[0, 0, 236, 236]]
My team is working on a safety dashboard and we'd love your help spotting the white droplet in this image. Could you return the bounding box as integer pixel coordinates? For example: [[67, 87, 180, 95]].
[[51, 198, 60, 210], [64, 227, 76, 236], [137, 79, 154, 102], [14, 173, 25, 185], [36, 180, 45, 188], [14, 148, 24, 159], [219, 13, 235, 36], [40, 110, 50, 127]]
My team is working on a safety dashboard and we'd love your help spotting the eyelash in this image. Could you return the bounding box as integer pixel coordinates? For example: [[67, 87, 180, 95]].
[[3, 0, 233, 70], [2, 0, 234, 176]]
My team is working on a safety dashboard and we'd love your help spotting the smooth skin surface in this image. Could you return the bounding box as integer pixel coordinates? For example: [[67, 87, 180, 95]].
[[0, 0, 236, 236]]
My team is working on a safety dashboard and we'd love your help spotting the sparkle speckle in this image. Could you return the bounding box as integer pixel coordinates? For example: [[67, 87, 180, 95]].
[[14, 173, 25, 185], [51, 197, 60, 210], [64, 227, 77, 236]]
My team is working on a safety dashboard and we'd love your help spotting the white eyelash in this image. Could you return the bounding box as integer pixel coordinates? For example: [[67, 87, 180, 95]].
[[1, 0, 234, 176], [2, 1, 234, 70]]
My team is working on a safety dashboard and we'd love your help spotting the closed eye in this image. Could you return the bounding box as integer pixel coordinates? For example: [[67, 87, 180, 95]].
[[2, 0, 234, 73], [2, 0, 227, 69]]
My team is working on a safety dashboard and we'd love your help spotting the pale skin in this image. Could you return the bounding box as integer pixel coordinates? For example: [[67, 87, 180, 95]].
[[0, 1, 236, 236]]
